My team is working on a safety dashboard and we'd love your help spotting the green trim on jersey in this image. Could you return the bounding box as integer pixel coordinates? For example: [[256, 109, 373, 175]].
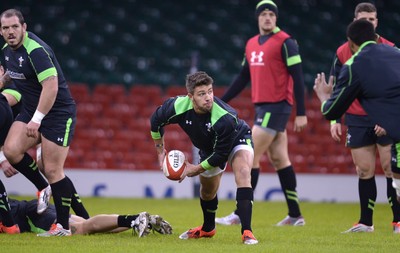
[[345, 41, 376, 66], [2, 88, 22, 102], [28, 217, 47, 233], [200, 159, 213, 170], [151, 131, 162, 140], [210, 102, 230, 126], [174, 96, 193, 114], [23, 32, 58, 83], [287, 55, 301, 66], [63, 118, 73, 146], [273, 26, 281, 34]]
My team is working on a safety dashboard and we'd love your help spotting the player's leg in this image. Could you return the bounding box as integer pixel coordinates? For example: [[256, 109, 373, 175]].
[[215, 124, 274, 225], [377, 142, 400, 232], [3, 121, 48, 195], [179, 172, 221, 239], [0, 179, 20, 234], [230, 144, 258, 245], [268, 131, 304, 226]]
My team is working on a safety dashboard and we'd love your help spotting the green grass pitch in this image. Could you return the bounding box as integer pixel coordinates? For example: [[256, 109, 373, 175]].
[[1, 197, 398, 253]]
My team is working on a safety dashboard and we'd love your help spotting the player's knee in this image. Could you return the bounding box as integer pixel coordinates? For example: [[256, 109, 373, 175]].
[[355, 166, 375, 179]]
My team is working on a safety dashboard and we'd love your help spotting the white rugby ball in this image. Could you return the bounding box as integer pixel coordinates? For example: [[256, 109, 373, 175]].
[[162, 150, 186, 181]]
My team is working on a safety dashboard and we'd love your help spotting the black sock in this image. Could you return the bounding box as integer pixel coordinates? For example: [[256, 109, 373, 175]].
[[11, 153, 48, 191], [387, 177, 400, 222], [358, 177, 376, 226], [117, 214, 139, 228], [65, 176, 90, 219], [234, 168, 259, 216], [0, 180, 15, 227], [51, 177, 72, 229], [251, 168, 260, 190], [200, 195, 218, 232], [277, 166, 301, 217], [236, 187, 253, 234]]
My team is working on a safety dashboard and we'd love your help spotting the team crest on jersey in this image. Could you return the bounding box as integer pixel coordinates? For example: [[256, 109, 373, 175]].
[[250, 51, 265, 66], [205, 122, 212, 132], [18, 56, 24, 67]]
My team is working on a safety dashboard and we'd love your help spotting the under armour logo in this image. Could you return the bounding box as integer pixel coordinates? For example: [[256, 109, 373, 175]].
[[5, 56, 9, 61], [250, 51, 264, 65], [186, 120, 192, 125], [57, 137, 63, 142], [18, 56, 24, 67]]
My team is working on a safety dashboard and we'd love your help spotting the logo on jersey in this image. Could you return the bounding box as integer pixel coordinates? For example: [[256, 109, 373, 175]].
[[57, 137, 64, 142], [7, 70, 26, 80], [18, 56, 24, 67], [250, 51, 265, 66], [185, 120, 192, 125], [205, 122, 212, 132], [5, 56, 9, 61]]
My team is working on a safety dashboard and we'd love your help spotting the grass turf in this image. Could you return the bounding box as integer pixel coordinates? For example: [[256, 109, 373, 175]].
[[1, 197, 398, 253]]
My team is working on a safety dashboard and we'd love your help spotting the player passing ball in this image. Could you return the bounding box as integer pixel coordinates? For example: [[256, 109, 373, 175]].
[[150, 71, 258, 244]]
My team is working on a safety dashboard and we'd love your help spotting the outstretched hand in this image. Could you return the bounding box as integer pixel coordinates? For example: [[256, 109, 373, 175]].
[[313, 72, 334, 103]]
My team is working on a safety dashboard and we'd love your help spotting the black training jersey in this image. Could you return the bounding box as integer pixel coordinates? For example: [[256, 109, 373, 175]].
[[1, 32, 75, 115], [150, 96, 251, 170], [322, 42, 400, 141], [9, 199, 56, 233]]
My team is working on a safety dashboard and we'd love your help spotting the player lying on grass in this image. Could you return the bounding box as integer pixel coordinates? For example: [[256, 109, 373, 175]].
[[0, 198, 172, 237]]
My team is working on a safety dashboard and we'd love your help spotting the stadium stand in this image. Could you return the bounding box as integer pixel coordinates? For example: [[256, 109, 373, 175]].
[[1, 0, 398, 173]]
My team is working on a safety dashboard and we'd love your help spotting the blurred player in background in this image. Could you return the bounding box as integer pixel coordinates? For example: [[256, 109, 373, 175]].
[[0, 197, 172, 236], [329, 2, 400, 233], [314, 19, 400, 234], [150, 71, 258, 244], [217, 0, 307, 226], [0, 9, 84, 236]]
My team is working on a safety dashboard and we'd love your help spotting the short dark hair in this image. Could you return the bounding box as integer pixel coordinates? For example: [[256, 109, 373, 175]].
[[0, 9, 25, 25], [185, 71, 214, 94], [354, 2, 376, 17], [346, 19, 376, 46]]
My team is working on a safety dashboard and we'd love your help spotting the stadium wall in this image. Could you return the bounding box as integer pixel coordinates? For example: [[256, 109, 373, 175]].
[[2, 169, 389, 203]]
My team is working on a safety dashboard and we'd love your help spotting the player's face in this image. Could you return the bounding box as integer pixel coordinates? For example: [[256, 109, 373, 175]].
[[355, 12, 378, 29], [190, 84, 214, 114], [258, 10, 277, 35], [0, 15, 26, 49]]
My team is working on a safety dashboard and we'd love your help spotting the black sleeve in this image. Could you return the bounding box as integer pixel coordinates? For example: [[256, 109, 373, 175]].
[[220, 61, 251, 103], [284, 38, 306, 115], [322, 65, 361, 120], [150, 97, 177, 139]]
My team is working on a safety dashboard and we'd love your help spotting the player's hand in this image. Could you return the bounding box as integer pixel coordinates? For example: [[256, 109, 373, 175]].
[[179, 162, 205, 183], [26, 121, 40, 138], [330, 123, 342, 142], [293, 116, 307, 132], [374, 124, 386, 137], [1, 160, 19, 178], [313, 73, 333, 103]]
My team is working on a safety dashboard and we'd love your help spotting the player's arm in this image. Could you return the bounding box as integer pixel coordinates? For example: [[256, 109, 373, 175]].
[[0, 64, 12, 89], [319, 65, 361, 120], [283, 38, 307, 131], [2, 85, 22, 107], [329, 53, 344, 141], [150, 98, 178, 168], [220, 56, 251, 103]]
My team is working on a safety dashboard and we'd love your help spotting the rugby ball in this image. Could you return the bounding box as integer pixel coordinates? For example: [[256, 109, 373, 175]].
[[162, 150, 186, 181]]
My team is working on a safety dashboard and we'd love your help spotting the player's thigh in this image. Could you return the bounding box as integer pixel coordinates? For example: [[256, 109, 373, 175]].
[[199, 173, 222, 200], [267, 131, 290, 170], [252, 125, 275, 155], [351, 145, 376, 177], [230, 146, 253, 187], [377, 143, 392, 176], [4, 121, 39, 160]]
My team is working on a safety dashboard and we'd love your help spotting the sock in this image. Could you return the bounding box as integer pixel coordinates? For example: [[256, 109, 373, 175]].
[[234, 168, 259, 216], [358, 177, 376, 226], [277, 166, 301, 217], [66, 176, 90, 219], [117, 214, 139, 227], [236, 187, 254, 234], [251, 168, 260, 190], [386, 177, 400, 222], [11, 153, 48, 191], [200, 195, 218, 232], [0, 180, 15, 227], [51, 177, 72, 229]]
